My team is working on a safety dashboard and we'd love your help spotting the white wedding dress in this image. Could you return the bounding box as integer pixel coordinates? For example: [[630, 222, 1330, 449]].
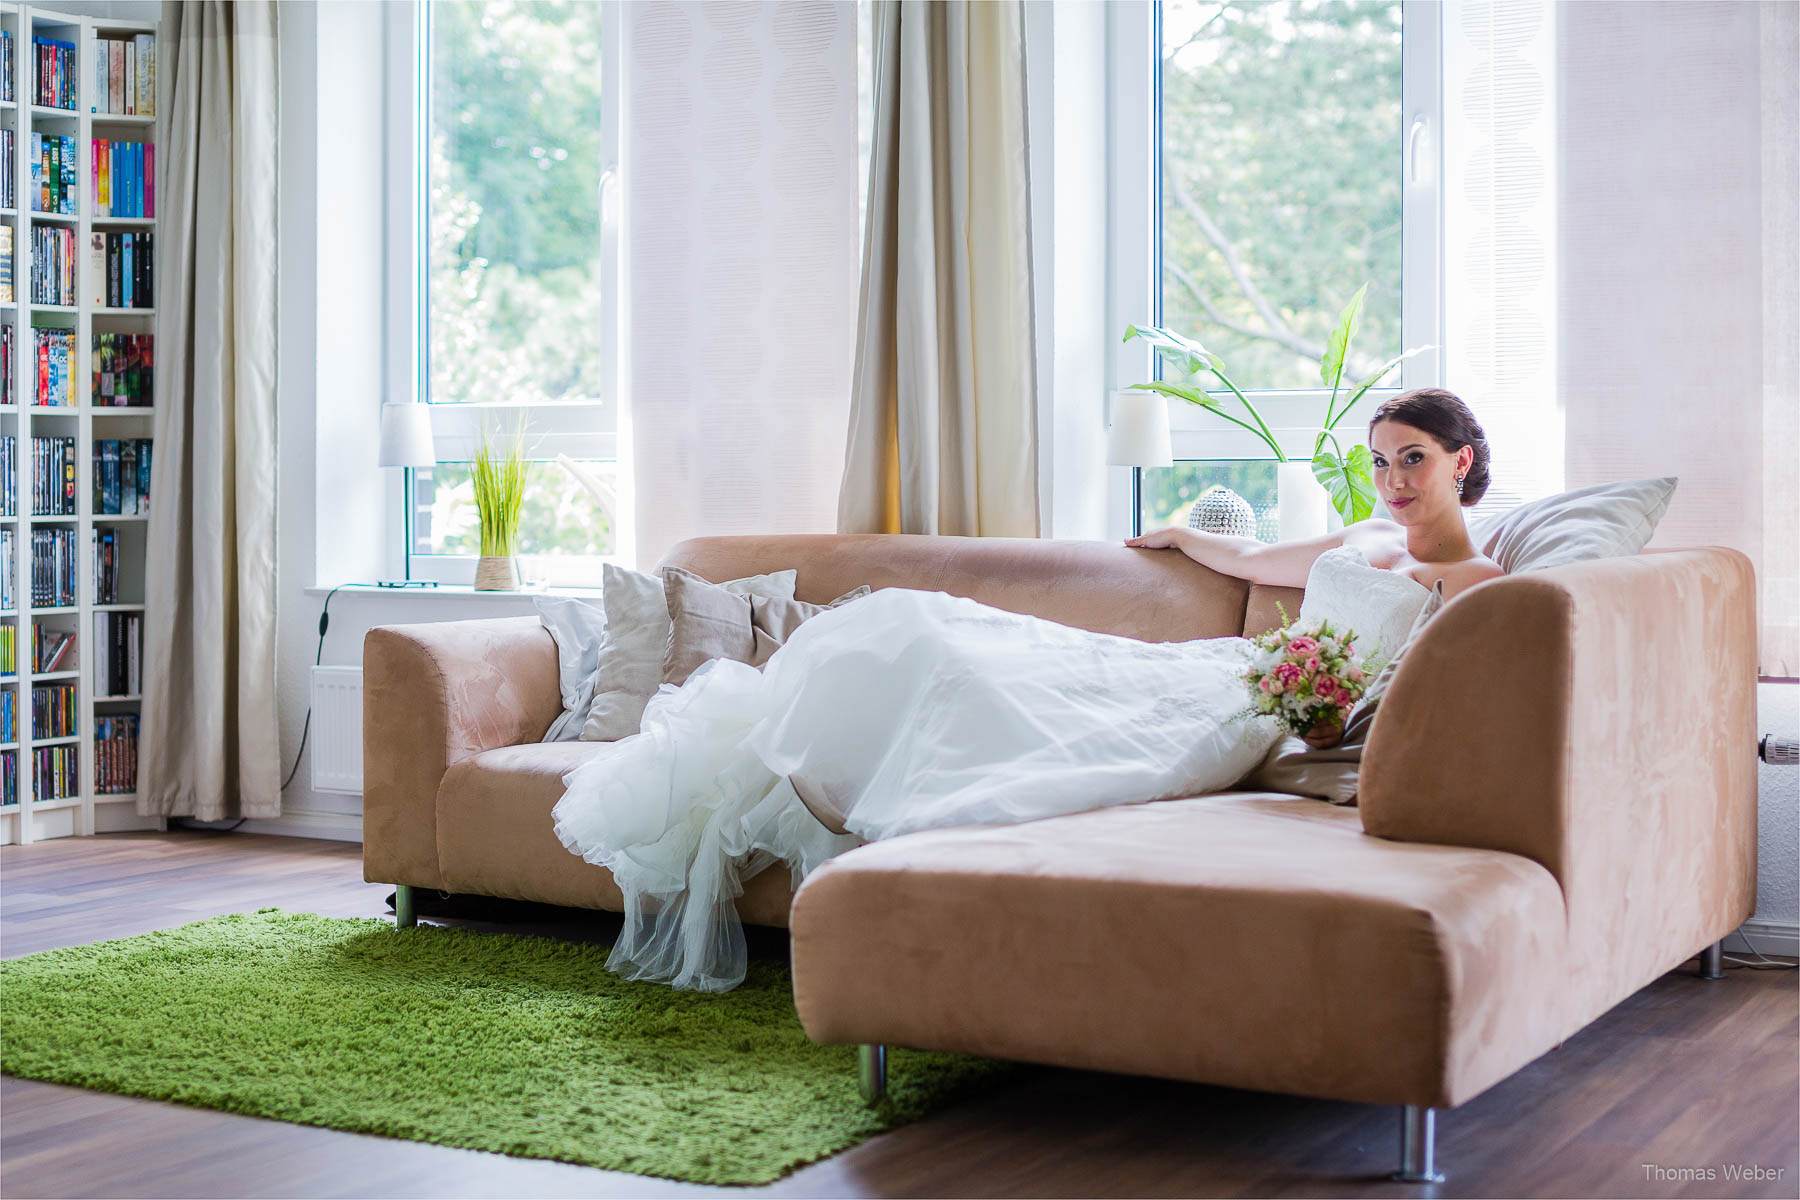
[[552, 544, 1431, 992]]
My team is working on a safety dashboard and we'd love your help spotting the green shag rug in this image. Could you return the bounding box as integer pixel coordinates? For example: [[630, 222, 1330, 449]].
[[0, 909, 1009, 1185]]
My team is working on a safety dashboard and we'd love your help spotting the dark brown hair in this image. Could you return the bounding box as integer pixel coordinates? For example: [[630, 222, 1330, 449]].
[[1367, 387, 1491, 506]]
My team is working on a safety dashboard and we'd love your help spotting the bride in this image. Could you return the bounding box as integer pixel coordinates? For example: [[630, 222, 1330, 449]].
[[553, 387, 1504, 992]]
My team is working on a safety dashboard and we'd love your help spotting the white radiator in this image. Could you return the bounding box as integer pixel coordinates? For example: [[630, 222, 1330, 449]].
[[310, 666, 364, 794]]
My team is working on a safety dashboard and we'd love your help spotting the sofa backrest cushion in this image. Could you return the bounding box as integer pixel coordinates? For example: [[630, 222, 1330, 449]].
[[657, 534, 1254, 643]]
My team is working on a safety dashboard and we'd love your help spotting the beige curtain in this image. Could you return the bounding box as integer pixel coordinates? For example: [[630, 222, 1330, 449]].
[[837, 0, 1039, 537], [139, 1, 281, 820]]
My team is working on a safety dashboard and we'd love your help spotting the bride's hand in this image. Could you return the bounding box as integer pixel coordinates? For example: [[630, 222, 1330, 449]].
[[1302, 714, 1345, 749], [1124, 526, 1186, 550]]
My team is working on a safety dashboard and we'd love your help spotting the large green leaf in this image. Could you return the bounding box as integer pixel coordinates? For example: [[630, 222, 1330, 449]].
[[1318, 283, 1369, 391], [1312, 444, 1377, 523], [1123, 324, 1218, 378], [1127, 379, 1221, 410]]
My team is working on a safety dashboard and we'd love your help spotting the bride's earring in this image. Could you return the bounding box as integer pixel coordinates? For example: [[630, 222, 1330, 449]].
[[1453, 472, 1465, 494]]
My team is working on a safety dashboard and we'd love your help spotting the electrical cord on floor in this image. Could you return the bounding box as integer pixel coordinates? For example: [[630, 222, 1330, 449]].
[[170, 586, 342, 836], [1720, 941, 1797, 971]]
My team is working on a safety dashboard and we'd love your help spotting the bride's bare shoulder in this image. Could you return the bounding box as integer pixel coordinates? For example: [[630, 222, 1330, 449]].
[[1342, 519, 1408, 569]]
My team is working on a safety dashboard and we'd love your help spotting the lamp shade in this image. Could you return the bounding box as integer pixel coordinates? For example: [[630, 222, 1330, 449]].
[[1106, 389, 1174, 467], [378, 403, 437, 468]]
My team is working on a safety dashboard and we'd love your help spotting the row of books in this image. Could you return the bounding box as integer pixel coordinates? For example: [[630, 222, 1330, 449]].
[[34, 329, 75, 407], [93, 140, 154, 218], [93, 231, 154, 309], [31, 436, 77, 514], [34, 680, 77, 738], [0, 129, 13, 211], [93, 526, 123, 604], [95, 714, 138, 793], [93, 35, 156, 117], [31, 225, 78, 305], [34, 36, 77, 111], [33, 626, 75, 673], [32, 527, 75, 606], [0, 228, 10, 306], [0, 693, 12, 745], [94, 439, 152, 515], [35, 743, 75, 800], [0, 623, 13, 674], [0, 441, 12, 518], [94, 334, 153, 406], [0, 751, 12, 806], [32, 133, 80, 216], [0, 529, 10, 610], [1, 31, 13, 104], [94, 613, 139, 696]]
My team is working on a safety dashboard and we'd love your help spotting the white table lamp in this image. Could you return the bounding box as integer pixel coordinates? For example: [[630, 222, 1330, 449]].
[[1107, 389, 1174, 537], [379, 403, 438, 584]]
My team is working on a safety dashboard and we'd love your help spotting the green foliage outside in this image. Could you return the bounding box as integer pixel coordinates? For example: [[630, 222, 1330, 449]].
[[423, 0, 613, 558], [1146, 0, 1403, 535]]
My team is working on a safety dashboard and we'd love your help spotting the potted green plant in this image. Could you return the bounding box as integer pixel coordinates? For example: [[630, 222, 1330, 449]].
[[1122, 283, 1429, 529], [471, 415, 529, 590]]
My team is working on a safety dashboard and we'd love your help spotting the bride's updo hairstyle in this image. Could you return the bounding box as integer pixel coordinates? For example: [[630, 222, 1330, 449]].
[[1368, 387, 1492, 507]]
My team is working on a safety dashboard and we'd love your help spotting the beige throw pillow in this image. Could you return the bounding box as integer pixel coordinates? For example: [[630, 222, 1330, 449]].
[[1241, 577, 1445, 806], [661, 565, 871, 687], [579, 562, 798, 742]]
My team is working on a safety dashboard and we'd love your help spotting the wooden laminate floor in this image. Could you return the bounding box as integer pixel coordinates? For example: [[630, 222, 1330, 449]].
[[1, 831, 1795, 1199]]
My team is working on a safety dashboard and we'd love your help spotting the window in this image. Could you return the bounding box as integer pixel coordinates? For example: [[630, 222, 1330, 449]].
[[406, 0, 620, 585], [1109, 0, 1441, 535]]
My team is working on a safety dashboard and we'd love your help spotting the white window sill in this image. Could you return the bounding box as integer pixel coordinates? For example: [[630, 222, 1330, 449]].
[[303, 582, 603, 601]]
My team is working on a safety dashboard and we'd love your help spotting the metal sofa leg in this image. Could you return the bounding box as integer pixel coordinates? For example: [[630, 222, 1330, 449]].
[[858, 1044, 887, 1105], [1698, 940, 1724, 979], [1393, 1104, 1445, 1183], [394, 884, 417, 929]]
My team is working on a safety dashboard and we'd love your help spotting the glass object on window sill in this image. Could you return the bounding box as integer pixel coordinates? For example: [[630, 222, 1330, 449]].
[[1141, 460, 1281, 543]]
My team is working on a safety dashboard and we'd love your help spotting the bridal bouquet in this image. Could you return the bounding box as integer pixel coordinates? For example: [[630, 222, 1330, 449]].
[[1234, 603, 1374, 747]]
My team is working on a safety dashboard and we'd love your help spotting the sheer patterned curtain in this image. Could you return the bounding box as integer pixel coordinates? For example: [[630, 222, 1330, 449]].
[[139, 0, 281, 819], [1447, 0, 1796, 675], [836, 0, 1039, 537], [1556, 0, 1796, 676], [621, 2, 858, 571]]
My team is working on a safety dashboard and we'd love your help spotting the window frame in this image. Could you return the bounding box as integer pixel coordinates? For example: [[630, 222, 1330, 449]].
[[1105, 0, 1443, 523], [388, 0, 624, 587]]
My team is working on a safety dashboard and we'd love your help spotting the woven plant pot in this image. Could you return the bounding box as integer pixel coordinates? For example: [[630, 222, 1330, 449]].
[[473, 555, 521, 591]]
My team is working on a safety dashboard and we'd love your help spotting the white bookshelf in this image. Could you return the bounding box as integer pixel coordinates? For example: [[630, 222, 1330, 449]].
[[0, 4, 161, 845]]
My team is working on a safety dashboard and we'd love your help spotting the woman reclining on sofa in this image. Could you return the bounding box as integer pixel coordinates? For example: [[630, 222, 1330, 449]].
[[552, 388, 1505, 992]]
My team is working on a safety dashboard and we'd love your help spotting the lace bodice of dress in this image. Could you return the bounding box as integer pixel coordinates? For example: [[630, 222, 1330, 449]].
[[1295, 544, 1433, 667]]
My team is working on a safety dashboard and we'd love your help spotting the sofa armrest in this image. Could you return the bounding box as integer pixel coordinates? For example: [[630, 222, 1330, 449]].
[[361, 616, 562, 888], [1359, 547, 1758, 1025]]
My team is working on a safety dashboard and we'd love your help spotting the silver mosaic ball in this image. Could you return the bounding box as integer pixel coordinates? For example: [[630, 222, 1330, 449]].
[[1188, 486, 1257, 538]]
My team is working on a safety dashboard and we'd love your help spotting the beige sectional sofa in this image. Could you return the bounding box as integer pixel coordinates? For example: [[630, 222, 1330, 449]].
[[362, 534, 1759, 1182]]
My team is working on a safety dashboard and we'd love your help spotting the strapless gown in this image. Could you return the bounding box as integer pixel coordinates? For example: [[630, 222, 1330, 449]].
[[552, 543, 1432, 992]]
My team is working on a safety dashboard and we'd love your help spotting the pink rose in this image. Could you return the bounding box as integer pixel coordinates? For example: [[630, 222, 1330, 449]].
[[1315, 674, 1339, 697], [1345, 664, 1365, 683], [1304, 655, 1321, 673], [1287, 636, 1318, 656], [1335, 688, 1354, 707], [1259, 676, 1273, 693]]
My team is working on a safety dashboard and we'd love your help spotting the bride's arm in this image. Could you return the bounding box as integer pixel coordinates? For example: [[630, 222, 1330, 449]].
[[1123, 524, 1351, 588]]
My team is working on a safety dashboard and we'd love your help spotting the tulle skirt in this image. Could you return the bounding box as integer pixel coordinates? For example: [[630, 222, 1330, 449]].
[[553, 587, 1281, 991]]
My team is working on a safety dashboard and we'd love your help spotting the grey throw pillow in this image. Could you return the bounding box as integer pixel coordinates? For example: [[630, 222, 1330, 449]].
[[533, 595, 609, 742], [661, 565, 870, 687], [1241, 577, 1445, 806], [1469, 477, 1677, 573], [580, 562, 798, 742]]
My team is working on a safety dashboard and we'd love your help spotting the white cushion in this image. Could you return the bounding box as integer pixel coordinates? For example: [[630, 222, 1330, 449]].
[[1470, 477, 1678, 573], [533, 595, 608, 743], [580, 563, 797, 742]]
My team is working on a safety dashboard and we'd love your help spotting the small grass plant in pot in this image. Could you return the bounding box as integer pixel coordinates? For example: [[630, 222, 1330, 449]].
[[472, 415, 529, 590]]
